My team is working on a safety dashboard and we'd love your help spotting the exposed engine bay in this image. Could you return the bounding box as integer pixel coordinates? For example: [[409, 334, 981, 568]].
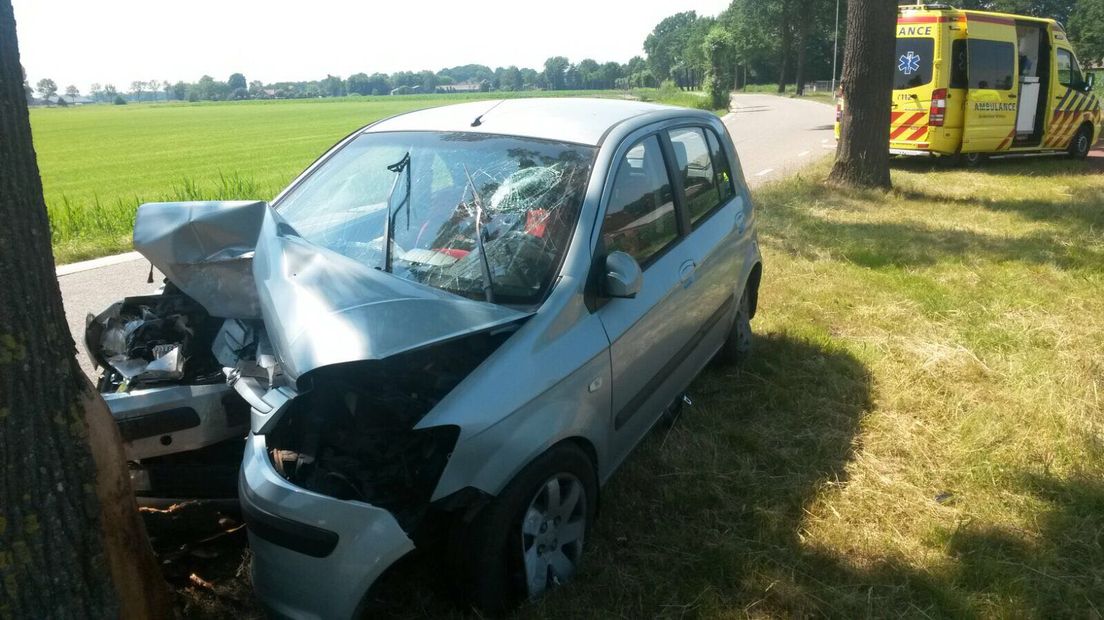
[[262, 327, 515, 530], [85, 287, 225, 393]]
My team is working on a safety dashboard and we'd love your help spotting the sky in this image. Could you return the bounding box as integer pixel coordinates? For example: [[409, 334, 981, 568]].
[[12, 0, 730, 92]]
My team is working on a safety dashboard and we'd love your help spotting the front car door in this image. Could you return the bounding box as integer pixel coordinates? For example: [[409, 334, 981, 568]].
[[595, 132, 697, 470], [962, 17, 1019, 152]]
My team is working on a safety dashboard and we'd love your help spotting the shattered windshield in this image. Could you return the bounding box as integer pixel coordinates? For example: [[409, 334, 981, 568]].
[[275, 131, 595, 305]]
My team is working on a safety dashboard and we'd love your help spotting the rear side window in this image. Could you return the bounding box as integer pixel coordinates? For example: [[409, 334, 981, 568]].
[[895, 37, 935, 89], [668, 128, 717, 226], [601, 135, 678, 265], [705, 130, 735, 203], [950, 39, 969, 89], [967, 39, 1015, 90]]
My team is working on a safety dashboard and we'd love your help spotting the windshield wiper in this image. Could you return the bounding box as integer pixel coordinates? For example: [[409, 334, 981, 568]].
[[382, 152, 411, 273], [462, 165, 496, 304]]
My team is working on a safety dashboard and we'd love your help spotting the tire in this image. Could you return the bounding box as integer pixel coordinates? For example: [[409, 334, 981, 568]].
[[453, 443, 597, 613], [720, 291, 753, 366], [960, 152, 985, 168], [1068, 125, 1092, 160]]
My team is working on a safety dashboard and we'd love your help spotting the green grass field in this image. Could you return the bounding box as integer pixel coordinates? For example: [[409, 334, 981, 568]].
[[33, 89, 714, 264], [173, 156, 1104, 618]]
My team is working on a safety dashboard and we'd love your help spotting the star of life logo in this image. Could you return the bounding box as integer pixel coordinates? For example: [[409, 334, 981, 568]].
[[899, 51, 922, 75]]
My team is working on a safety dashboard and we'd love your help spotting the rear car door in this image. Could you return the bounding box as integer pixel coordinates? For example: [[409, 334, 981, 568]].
[[666, 126, 744, 361], [962, 19, 1019, 152], [596, 133, 697, 468]]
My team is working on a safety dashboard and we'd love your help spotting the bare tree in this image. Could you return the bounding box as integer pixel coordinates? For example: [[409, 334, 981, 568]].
[[0, 1, 170, 616], [828, 0, 897, 189], [130, 80, 145, 102]]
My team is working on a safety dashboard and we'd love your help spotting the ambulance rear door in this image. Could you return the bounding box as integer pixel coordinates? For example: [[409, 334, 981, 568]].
[[961, 15, 1019, 152]]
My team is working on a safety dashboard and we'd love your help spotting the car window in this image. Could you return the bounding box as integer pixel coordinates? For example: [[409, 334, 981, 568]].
[[706, 129, 735, 203], [275, 131, 596, 305], [601, 135, 678, 266], [967, 39, 1015, 90], [1057, 48, 1082, 88], [669, 127, 717, 227]]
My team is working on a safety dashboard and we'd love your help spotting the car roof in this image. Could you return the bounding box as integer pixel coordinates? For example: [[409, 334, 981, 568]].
[[363, 97, 695, 146]]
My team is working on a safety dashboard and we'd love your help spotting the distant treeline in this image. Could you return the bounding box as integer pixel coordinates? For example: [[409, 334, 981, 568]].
[[23, 0, 1102, 106]]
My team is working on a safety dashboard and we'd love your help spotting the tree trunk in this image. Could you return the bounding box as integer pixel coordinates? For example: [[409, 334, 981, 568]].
[[828, 0, 896, 189], [777, 28, 791, 93], [795, 18, 809, 96], [777, 3, 793, 94], [0, 2, 170, 617]]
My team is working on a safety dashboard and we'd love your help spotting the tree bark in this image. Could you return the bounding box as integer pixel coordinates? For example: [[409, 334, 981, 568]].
[[0, 2, 170, 617], [828, 0, 897, 189], [777, 26, 792, 93], [776, 1, 794, 94], [794, 18, 809, 96]]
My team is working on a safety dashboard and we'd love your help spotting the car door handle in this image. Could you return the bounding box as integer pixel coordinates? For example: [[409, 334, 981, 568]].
[[679, 260, 697, 287]]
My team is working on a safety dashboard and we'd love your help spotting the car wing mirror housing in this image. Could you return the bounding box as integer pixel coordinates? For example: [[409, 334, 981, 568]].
[[603, 251, 643, 299], [1086, 73, 1095, 91]]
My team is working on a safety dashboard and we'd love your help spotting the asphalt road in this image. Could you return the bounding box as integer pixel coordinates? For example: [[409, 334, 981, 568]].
[[57, 94, 836, 379]]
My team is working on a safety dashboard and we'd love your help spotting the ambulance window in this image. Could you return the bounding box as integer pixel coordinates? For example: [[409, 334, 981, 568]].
[[1057, 49, 1082, 88], [967, 40, 1015, 90], [895, 38, 935, 89], [950, 40, 969, 89]]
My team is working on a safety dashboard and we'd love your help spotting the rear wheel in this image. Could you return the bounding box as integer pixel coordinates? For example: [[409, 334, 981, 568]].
[[454, 443, 597, 613], [1068, 125, 1092, 160], [720, 292, 753, 366], [960, 152, 985, 168]]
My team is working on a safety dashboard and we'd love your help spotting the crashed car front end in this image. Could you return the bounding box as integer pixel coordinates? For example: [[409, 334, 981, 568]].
[[98, 128, 596, 616]]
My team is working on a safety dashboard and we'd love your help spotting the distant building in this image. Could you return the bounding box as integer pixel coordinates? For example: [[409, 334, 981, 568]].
[[45, 94, 95, 106], [439, 82, 485, 93]]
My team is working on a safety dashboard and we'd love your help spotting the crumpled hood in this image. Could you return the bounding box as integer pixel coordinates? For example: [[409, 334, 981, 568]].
[[134, 201, 530, 380], [133, 200, 267, 319]]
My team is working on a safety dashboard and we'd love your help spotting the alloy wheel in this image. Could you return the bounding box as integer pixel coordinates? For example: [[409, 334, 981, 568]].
[[520, 473, 587, 598]]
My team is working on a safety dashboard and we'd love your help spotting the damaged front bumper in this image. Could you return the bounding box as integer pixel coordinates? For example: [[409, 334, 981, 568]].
[[240, 434, 414, 620]]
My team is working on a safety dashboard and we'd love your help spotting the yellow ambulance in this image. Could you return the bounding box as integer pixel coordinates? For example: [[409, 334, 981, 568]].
[[836, 3, 1103, 164]]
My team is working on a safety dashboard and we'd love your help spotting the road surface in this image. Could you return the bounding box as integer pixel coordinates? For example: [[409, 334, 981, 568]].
[[58, 94, 836, 378]]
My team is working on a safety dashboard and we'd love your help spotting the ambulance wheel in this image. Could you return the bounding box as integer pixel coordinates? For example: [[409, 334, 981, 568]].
[[961, 152, 985, 168], [1068, 125, 1092, 160]]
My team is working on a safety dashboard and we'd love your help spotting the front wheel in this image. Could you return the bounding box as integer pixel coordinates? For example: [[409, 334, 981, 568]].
[[1068, 125, 1092, 160], [453, 443, 597, 613]]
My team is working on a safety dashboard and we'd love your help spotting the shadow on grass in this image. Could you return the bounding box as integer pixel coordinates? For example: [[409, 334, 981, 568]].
[[521, 333, 878, 618], [944, 474, 1104, 615]]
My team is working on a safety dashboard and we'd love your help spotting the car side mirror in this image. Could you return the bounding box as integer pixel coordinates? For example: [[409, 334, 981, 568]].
[[1086, 73, 1095, 91], [603, 251, 642, 299]]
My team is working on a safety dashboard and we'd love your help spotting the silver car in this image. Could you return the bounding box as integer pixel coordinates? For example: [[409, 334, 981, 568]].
[[125, 98, 762, 617]]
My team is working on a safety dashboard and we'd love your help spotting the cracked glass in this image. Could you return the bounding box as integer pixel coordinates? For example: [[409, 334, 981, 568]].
[[275, 131, 596, 305]]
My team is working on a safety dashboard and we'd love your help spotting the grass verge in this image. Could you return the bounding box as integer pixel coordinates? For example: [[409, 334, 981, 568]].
[[169, 156, 1104, 617]]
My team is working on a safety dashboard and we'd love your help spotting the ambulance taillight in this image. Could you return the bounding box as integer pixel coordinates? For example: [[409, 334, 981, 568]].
[[929, 89, 947, 127]]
